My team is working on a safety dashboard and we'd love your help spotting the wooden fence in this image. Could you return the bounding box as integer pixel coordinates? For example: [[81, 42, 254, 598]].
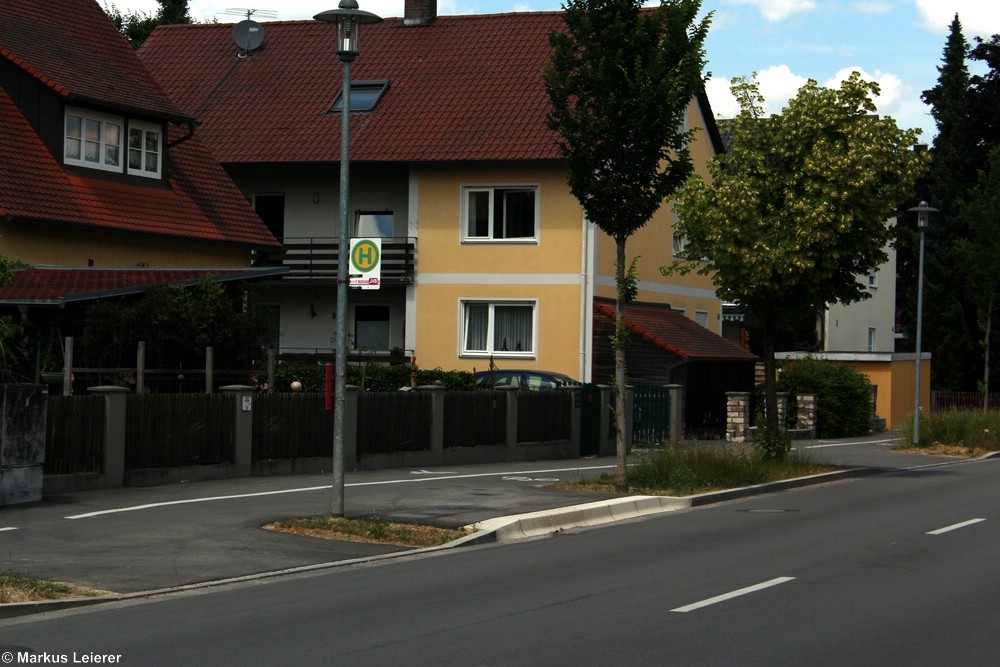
[[42, 385, 609, 490], [931, 391, 1000, 411]]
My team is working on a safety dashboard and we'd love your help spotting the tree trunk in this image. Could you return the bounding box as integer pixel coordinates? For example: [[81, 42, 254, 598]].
[[761, 319, 779, 433], [614, 237, 629, 493], [984, 296, 993, 413]]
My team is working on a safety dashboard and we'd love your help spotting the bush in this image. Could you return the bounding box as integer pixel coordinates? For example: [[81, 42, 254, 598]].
[[272, 360, 476, 393], [778, 357, 873, 438]]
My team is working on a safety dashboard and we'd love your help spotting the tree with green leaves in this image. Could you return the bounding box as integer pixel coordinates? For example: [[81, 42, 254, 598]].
[[955, 146, 1000, 409], [104, 0, 192, 49], [544, 0, 711, 491], [664, 74, 926, 458]]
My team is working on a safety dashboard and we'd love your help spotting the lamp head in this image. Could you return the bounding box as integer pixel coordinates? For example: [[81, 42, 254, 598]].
[[315, 0, 383, 61]]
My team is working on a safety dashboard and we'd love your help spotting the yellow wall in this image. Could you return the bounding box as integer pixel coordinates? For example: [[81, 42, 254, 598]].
[[0, 223, 252, 268], [413, 163, 587, 377]]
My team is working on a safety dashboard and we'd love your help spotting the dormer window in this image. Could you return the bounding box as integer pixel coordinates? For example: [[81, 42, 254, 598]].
[[64, 106, 163, 179]]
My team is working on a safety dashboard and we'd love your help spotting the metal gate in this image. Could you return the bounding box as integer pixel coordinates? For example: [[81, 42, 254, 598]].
[[632, 383, 672, 446]]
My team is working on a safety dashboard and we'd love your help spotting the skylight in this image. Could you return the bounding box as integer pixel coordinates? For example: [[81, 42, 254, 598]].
[[330, 81, 390, 113]]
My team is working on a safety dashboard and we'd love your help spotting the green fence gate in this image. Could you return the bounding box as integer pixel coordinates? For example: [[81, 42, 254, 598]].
[[632, 383, 672, 446]]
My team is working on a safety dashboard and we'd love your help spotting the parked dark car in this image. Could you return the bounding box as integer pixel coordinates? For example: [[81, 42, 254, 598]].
[[474, 369, 580, 390]]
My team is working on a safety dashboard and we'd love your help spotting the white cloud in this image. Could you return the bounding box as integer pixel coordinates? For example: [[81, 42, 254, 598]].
[[729, 0, 817, 23], [914, 0, 1000, 39]]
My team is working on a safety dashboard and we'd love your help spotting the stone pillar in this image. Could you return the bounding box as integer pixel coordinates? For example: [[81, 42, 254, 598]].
[[221, 385, 256, 476], [726, 391, 751, 443], [88, 386, 128, 488], [796, 393, 817, 438], [777, 392, 788, 429], [0, 384, 47, 505]]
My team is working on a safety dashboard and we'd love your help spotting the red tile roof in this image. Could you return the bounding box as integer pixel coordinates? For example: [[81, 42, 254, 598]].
[[594, 301, 757, 361], [0, 267, 288, 306], [139, 14, 570, 164], [0, 0, 281, 249]]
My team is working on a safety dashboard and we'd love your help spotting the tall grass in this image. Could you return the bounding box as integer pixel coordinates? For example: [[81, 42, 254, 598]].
[[897, 408, 1000, 452], [580, 443, 833, 496]]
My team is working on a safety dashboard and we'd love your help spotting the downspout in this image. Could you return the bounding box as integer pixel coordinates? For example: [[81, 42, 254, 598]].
[[167, 120, 197, 148]]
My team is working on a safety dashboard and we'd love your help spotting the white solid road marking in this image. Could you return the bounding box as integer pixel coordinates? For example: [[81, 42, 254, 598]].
[[0, 527, 17, 532], [804, 439, 895, 450], [64, 464, 616, 520], [671, 577, 796, 613], [927, 518, 986, 535]]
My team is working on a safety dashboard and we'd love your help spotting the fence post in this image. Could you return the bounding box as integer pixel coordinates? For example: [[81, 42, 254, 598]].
[[498, 387, 518, 457], [88, 386, 128, 488], [598, 385, 613, 456], [63, 336, 73, 396], [667, 384, 684, 443], [205, 347, 213, 394], [562, 385, 581, 457], [415, 385, 445, 463], [726, 391, 751, 443], [137, 341, 145, 394], [776, 392, 788, 429], [221, 385, 256, 476]]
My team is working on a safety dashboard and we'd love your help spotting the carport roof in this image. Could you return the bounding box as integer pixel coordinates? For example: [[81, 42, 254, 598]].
[[0, 266, 287, 307]]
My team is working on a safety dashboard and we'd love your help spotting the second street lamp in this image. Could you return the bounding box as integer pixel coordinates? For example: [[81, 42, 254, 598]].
[[315, 0, 383, 516], [907, 200, 936, 446]]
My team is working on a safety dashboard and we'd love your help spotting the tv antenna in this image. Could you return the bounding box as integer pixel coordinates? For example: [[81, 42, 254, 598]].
[[225, 9, 276, 58]]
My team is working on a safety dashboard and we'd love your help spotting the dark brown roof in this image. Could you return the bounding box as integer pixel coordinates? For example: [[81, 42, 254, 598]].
[[0, 0, 190, 121], [594, 300, 756, 361], [0, 267, 288, 306], [0, 0, 281, 249], [139, 14, 725, 165]]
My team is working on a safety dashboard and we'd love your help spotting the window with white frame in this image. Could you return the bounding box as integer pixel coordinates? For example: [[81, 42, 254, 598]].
[[671, 205, 688, 258], [64, 108, 122, 173], [462, 186, 538, 241], [462, 300, 535, 356], [867, 327, 877, 352], [867, 268, 878, 289], [65, 107, 163, 179], [127, 120, 162, 177], [695, 310, 709, 328]]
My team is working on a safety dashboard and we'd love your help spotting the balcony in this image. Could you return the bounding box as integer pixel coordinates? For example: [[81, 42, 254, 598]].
[[254, 237, 415, 283]]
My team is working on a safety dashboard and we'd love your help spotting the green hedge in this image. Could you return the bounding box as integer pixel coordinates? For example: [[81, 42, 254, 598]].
[[271, 361, 476, 393], [777, 357, 873, 438]]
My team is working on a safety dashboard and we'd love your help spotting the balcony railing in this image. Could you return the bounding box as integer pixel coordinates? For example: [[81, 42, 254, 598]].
[[254, 236, 415, 283]]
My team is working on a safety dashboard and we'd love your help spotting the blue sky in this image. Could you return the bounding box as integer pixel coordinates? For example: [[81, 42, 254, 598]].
[[120, 1, 1000, 141]]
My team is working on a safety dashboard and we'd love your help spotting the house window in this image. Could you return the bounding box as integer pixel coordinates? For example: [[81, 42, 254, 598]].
[[330, 81, 390, 112], [695, 310, 709, 328], [127, 120, 162, 177], [671, 207, 687, 258], [462, 301, 535, 356], [355, 305, 391, 351], [867, 269, 878, 289], [356, 211, 394, 238], [868, 327, 877, 352], [64, 108, 122, 173], [463, 187, 538, 242]]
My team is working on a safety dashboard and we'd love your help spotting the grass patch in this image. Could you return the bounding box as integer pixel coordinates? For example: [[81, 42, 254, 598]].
[[264, 516, 468, 548], [0, 570, 113, 604], [561, 443, 836, 496], [896, 408, 1000, 456]]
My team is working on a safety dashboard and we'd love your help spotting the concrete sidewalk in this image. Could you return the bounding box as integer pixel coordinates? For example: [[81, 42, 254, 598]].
[[0, 433, 985, 619]]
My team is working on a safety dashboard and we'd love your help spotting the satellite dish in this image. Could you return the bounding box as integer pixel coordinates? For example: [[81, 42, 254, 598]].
[[232, 19, 264, 57]]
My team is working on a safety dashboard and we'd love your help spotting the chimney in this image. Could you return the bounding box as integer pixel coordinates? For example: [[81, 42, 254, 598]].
[[404, 0, 436, 25]]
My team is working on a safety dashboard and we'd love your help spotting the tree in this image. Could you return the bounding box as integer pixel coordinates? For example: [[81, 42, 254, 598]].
[[544, 0, 710, 490], [664, 74, 926, 458], [909, 15, 985, 392], [955, 146, 1000, 409], [104, 0, 192, 49]]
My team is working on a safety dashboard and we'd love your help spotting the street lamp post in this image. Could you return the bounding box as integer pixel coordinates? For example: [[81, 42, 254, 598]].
[[315, 1, 382, 516], [908, 201, 937, 446]]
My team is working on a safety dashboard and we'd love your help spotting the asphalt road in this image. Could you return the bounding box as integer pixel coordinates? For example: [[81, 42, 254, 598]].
[[1, 448, 997, 666]]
